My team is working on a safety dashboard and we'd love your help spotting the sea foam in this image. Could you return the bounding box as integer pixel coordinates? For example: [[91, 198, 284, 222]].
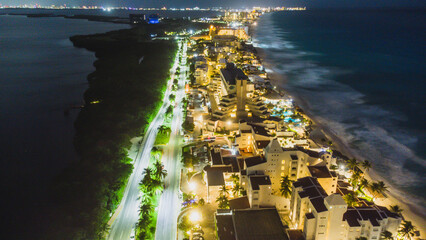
[[253, 13, 426, 205]]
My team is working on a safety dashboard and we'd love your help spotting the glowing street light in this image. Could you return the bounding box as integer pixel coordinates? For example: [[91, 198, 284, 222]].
[[189, 211, 201, 223], [189, 181, 196, 191]]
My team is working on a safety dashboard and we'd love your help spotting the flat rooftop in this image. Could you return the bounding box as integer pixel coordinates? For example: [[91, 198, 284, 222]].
[[294, 177, 328, 213], [232, 208, 289, 240]]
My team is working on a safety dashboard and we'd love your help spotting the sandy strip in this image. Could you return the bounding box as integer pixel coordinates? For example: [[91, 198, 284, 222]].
[[255, 46, 426, 237]]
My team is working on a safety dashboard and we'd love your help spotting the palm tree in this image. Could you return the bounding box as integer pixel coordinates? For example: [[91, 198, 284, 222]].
[[343, 192, 358, 207], [346, 158, 359, 172], [350, 171, 362, 188], [390, 205, 403, 216], [141, 167, 154, 186], [381, 230, 393, 240], [362, 160, 372, 172], [139, 201, 153, 217], [359, 178, 369, 190], [219, 185, 229, 196], [166, 105, 173, 116], [232, 182, 241, 197], [377, 181, 387, 190], [370, 182, 379, 198], [216, 194, 229, 209], [280, 175, 293, 198], [158, 125, 170, 134], [140, 167, 163, 193], [153, 160, 167, 180], [230, 173, 239, 184], [370, 181, 387, 199], [398, 221, 416, 239], [376, 181, 388, 197]]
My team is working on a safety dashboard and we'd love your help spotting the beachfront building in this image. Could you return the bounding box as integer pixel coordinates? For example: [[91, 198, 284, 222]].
[[246, 175, 274, 208], [216, 27, 249, 40], [290, 177, 402, 240], [235, 122, 273, 154], [246, 97, 269, 118]]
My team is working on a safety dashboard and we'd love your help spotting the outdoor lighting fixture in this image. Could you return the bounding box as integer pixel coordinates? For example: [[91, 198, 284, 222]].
[[189, 211, 201, 222], [189, 182, 196, 191], [227, 120, 232, 126]]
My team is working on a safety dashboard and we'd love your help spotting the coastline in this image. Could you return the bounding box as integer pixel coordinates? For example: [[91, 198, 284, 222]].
[[255, 45, 426, 237]]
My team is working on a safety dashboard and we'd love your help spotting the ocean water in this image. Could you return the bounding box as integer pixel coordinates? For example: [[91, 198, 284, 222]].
[[253, 9, 426, 207], [0, 14, 128, 235]]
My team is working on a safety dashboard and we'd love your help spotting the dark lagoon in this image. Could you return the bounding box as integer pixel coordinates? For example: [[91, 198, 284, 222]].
[[0, 14, 128, 236]]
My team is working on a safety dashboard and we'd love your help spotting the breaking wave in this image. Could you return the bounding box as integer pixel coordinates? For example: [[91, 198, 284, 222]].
[[253, 13, 426, 208]]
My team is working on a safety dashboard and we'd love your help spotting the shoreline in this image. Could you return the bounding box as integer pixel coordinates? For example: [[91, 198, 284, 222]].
[[255, 43, 426, 237]]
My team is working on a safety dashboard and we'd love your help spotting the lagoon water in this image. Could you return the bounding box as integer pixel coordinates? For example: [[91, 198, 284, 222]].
[[0, 9, 221, 236], [254, 9, 425, 211], [0, 14, 128, 234]]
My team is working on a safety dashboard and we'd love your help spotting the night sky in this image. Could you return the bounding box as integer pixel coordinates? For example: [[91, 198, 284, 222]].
[[2, 0, 426, 8]]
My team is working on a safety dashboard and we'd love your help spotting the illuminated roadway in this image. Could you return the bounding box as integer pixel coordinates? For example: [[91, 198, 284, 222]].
[[154, 39, 187, 240], [107, 40, 184, 240]]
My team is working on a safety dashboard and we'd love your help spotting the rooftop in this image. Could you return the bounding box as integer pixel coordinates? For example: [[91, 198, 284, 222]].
[[229, 196, 250, 210], [247, 123, 269, 136], [297, 147, 324, 159], [244, 155, 267, 168], [232, 208, 289, 240], [205, 165, 233, 186], [222, 156, 241, 173], [343, 205, 401, 227], [210, 148, 222, 165], [249, 175, 271, 190], [308, 166, 334, 178], [220, 63, 248, 85], [256, 140, 271, 150], [293, 177, 328, 213], [216, 213, 236, 240]]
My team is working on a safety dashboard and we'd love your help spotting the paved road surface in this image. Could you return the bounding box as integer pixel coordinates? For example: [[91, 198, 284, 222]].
[[107, 41, 182, 240], [155, 40, 187, 240]]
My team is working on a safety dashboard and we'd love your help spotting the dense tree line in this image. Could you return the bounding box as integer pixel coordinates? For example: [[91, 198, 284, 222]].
[[136, 159, 167, 239], [40, 29, 177, 239]]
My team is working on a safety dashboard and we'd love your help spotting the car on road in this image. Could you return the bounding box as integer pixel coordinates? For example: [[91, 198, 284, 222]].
[[203, 136, 216, 142]]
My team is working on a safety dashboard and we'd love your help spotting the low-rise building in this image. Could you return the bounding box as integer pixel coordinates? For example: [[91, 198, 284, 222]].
[[290, 177, 401, 240], [247, 175, 273, 208], [215, 208, 289, 240]]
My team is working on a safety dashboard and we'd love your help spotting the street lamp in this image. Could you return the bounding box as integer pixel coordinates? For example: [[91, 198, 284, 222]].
[[189, 181, 196, 191], [189, 210, 201, 223]]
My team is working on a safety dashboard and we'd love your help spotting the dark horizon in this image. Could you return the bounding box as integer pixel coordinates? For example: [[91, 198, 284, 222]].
[[1, 0, 425, 9]]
